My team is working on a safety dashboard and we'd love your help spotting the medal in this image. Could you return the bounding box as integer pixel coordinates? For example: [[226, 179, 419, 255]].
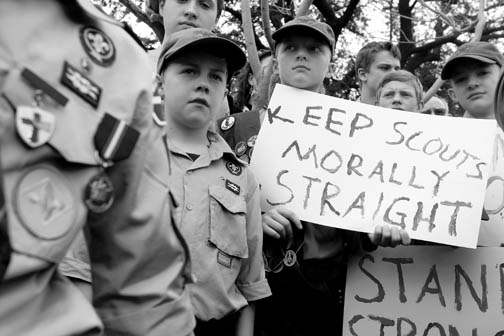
[[84, 171, 114, 213]]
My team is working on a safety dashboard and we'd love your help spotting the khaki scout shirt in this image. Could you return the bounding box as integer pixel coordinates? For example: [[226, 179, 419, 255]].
[[166, 131, 271, 321], [0, 1, 192, 335]]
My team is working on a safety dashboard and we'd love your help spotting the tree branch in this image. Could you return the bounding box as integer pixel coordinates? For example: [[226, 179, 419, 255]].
[[118, 0, 163, 40]]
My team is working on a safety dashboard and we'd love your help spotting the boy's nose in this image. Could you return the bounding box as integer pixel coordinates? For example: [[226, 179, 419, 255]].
[[184, 1, 198, 19], [196, 81, 210, 93]]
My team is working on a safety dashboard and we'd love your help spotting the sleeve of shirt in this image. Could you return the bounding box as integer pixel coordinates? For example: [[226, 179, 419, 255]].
[[86, 90, 194, 336], [236, 169, 272, 302]]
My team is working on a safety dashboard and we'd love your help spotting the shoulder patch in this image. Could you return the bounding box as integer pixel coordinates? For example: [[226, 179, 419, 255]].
[[14, 165, 76, 240], [226, 161, 242, 176], [79, 26, 116, 67]]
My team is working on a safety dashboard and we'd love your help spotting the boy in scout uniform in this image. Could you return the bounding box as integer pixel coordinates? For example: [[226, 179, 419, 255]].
[[376, 69, 424, 113], [0, 0, 193, 335], [157, 28, 271, 335], [256, 16, 411, 336]]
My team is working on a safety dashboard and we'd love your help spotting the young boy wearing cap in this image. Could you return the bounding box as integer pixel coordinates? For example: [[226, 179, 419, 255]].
[[442, 42, 504, 246], [258, 16, 410, 336], [376, 69, 424, 113], [441, 41, 503, 119], [157, 28, 271, 336]]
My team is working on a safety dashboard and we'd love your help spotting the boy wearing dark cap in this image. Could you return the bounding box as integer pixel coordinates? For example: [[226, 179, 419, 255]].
[[258, 16, 410, 336], [157, 28, 271, 336], [441, 41, 503, 119]]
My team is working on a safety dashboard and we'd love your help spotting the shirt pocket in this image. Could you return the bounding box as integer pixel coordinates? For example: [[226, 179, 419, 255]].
[[208, 185, 248, 259]]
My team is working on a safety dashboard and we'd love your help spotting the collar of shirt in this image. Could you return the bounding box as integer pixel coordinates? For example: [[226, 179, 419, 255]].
[[164, 130, 245, 169]]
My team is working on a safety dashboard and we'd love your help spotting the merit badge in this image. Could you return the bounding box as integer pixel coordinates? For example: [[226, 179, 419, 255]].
[[234, 141, 247, 156], [14, 165, 76, 240], [16, 106, 55, 148], [283, 249, 297, 267], [79, 26, 116, 67], [61, 62, 102, 108], [247, 135, 257, 148], [226, 161, 242, 176], [225, 179, 240, 195], [220, 116, 235, 131], [84, 172, 114, 213]]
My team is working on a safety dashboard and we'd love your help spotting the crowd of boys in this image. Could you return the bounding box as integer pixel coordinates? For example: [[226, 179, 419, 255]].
[[0, 0, 503, 335]]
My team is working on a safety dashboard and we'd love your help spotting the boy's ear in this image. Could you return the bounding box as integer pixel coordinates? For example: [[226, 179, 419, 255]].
[[448, 87, 458, 103], [417, 100, 424, 112], [357, 68, 367, 83], [325, 62, 336, 78], [154, 74, 165, 98]]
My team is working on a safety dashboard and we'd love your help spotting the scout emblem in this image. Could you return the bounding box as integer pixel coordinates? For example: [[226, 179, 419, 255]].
[[16, 106, 55, 148], [225, 179, 240, 195], [84, 172, 114, 213], [61, 62, 102, 108], [283, 249, 297, 267], [220, 116, 235, 131], [234, 141, 247, 156], [15, 166, 76, 240], [80, 26, 116, 67], [247, 135, 257, 148], [226, 161, 242, 176]]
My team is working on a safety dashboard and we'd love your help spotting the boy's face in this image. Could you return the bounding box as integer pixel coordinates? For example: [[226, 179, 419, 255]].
[[160, 0, 217, 37], [359, 50, 400, 94], [449, 60, 501, 119], [162, 50, 227, 130], [276, 33, 332, 92], [378, 80, 420, 112]]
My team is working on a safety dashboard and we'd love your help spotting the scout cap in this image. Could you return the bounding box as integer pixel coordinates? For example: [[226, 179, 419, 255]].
[[441, 42, 504, 80], [157, 28, 246, 79], [272, 16, 335, 54], [147, 0, 224, 18]]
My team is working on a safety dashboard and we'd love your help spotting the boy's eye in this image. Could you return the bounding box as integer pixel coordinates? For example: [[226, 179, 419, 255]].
[[384, 91, 394, 98], [310, 46, 321, 52], [181, 68, 196, 75], [210, 73, 223, 81], [199, 0, 212, 9]]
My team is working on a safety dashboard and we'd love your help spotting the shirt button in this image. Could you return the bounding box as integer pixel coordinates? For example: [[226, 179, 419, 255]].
[[186, 204, 193, 211], [187, 170, 193, 175]]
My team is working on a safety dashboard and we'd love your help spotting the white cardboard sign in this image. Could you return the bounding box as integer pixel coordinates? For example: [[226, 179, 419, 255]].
[[250, 85, 496, 248], [343, 246, 504, 335]]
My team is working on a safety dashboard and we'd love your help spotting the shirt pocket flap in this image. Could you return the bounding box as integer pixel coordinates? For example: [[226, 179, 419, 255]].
[[209, 185, 248, 258]]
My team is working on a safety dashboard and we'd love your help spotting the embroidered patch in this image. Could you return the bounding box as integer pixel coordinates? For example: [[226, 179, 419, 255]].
[[61, 62, 102, 108], [14, 165, 76, 240], [234, 141, 247, 156], [79, 26, 116, 67], [225, 179, 240, 195], [226, 161, 242, 176], [220, 116, 235, 131], [217, 251, 232, 268], [16, 106, 55, 148], [247, 135, 257, 148]]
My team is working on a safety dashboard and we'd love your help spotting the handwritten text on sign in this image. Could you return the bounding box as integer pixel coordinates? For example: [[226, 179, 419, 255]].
[[250, 85, 496, 248], [343, 246, 504, 335]]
